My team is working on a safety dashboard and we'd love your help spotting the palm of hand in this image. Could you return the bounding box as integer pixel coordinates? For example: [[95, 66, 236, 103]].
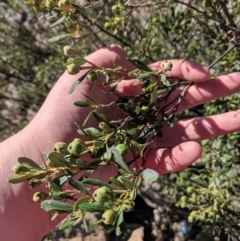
[[29, 44, 240, 176]]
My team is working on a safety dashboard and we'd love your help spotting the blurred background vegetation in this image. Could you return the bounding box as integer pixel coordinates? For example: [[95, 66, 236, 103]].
[[1, 0, 240, 240]]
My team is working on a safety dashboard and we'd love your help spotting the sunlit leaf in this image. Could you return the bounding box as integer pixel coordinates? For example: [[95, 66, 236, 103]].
[[41, 200, 73, 213], [142, 168, 159, 183], [73, 57, 86, 65], [59, 219, 77, 230], [8, 172, 45, 183], [48, 151, 69, 167], [69, 71, 89, 94], [79, 203, 105, 212], [138, 71, 155, 80], [48, 34, 71, 43], [110, 177, 125, 187], [50, 16, 66, 27], [93, 111, 110, 124], [110, 147, 131, 173], [73, 196, 91, 212], [127, 58, 152, 72], [67, 178, 88, 194], [82, 178, 117, 190], [118, 176, 134, 189], [18, 157, 42, 170], [150, 86, 158, 104], [78, 127, 103, 138]]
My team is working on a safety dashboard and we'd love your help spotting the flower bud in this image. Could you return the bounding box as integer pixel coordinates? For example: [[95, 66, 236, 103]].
[[102, 209, 116, 225]]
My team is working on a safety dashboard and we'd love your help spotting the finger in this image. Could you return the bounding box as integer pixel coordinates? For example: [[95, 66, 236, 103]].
[[177, 72, 240, 113], [158, 110, 240, 147], [144, 141, 202, 174], [150, 59, 210, 82], [116, 58, 211, 96]]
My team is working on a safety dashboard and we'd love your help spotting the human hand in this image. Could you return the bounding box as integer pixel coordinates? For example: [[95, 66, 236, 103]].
[[27, 44, 240, 176], [2, 44, 240, 241]]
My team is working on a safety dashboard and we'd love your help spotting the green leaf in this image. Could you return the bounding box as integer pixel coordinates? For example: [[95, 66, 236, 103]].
[[116, 210, 124, 236], [69, 71, 90, 94], [110, 147, 131, 173], [18, 157, 42, 170], [137, 127, 153, 143], [150, 86, 158, 104], [127, 58, 152, 72], [138, 71, 155, 80], [160, 74, 171, 87], [41, 200, 73, 213], [73, 195, 91, 212], [50, 16, 66, 27], [48, 34, 71, 43], [67, 178, 88, 194], [76, 159, 89, 168], [79, 203, 105, 212], [74, 100, 91, 107], [82, 178, 117, 190], [226, 167, 238, 178], [128, 68, 139, 77], [92, 111, 110, 124], [110, 177, 125, 187], [127, 128, 138, 136], [118, 176, 134, 189], [8, 172, 45, 183], [48, 177, 63, 191], [142, 169, 159, 183], [59, 219, 77, 230], [72, 57, 86, 65], [78, 127, 103, 138], [48, 151, 69, 167]]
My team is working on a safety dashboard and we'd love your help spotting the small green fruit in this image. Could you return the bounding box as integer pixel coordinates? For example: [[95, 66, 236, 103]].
[[104, 22, 111, 29], [54, 142, 68, 155], [12, 164, 28, 174], [87, 71, 98, 82], [33, 192, 48, 202], [115, 143, 128, 156], [123, 200, 134, 212], [66, 63, 80, 75], [93, 186, 110, 203], [67, 138, 83, 157], [102, 209, 116, 225], [63, 46, 76, 56], [162, 61, 173, 71], [58, 0, 70, 8], [45, 0, 54, 8], [111, 4, 121, 14], [186, 186, 194, 194]]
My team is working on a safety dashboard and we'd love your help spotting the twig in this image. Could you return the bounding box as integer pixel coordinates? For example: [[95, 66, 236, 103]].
[[208, 44, 236, 69]]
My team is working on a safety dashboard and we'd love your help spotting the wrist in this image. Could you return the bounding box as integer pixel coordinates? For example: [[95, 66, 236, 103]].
[[0, 127, 62, 241]]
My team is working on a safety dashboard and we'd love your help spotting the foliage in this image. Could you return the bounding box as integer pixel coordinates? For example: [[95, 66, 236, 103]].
[[3, 0, 240, 240]]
